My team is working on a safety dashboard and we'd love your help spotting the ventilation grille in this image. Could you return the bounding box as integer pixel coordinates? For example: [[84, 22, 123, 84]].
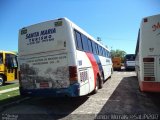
[[143, 62, 155, 77]]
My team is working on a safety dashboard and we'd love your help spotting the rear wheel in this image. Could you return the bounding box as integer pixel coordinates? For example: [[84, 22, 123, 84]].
[[99, 75, 104, 89], [0, 75, 4, 86], [93, 77, 100, 94]]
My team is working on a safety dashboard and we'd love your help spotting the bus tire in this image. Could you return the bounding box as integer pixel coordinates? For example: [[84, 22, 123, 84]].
[[93, 77, 100, 94], [99, 75, 104, 89], [0, 75, 4, 86]]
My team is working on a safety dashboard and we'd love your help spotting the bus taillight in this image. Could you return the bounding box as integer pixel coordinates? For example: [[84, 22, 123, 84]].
[[144, 77, 155, 81], [69, 66, 78, 84], [143, 58, 154, 62]]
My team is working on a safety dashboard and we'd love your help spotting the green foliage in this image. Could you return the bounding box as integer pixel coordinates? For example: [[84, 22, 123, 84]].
[[111, 49, 126, 63]]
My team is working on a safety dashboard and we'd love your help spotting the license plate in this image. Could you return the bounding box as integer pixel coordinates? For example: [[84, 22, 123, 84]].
[[40, 82, 49, 88]]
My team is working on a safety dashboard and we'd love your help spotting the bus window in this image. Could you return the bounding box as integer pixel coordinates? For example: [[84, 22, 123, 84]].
[[99, 46, 103, 56], [6, 54, 12, 68], [95, 43, 99, 55], [91, 41, 97, 54], [125, 54, 135, 61], [81, 34, 89, 52], [12, 55, 18, 68], [88, 39, 93, 53], [74, 30, 83, 51]]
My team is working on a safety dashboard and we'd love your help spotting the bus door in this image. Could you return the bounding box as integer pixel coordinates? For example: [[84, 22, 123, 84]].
[[0, 53, 4, 73], [5, 54, 18, 81]]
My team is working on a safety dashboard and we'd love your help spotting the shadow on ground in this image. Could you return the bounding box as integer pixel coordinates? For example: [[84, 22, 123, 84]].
[[96, 76, 160, 116], [1, 95, 89, 120]]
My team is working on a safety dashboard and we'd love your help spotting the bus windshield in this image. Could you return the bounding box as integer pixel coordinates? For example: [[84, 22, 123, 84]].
[[125, 54, 135, 61]]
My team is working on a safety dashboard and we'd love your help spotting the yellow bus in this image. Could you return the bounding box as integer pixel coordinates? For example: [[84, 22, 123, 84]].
[[0, 51, 18, 86], [112, 57, 122, 70]]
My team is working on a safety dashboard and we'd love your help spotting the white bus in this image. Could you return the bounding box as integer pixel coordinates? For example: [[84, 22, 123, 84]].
[[135, 14, 160, 92], [18, 18, 113, 97], [124, 54, 135, 70]]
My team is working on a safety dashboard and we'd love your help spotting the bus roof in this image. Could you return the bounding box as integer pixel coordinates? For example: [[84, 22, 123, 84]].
[[20, 17, 109, 52], [0, 50, 17, 55], [65, 18, 109, 51], [143, 14, 160, 20]]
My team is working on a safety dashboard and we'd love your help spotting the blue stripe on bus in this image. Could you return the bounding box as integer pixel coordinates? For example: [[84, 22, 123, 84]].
[[93, 55, 103, 76], [19, 83, 80, 97]]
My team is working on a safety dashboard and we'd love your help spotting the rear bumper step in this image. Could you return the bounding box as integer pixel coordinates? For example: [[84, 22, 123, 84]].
[[20, 83, 80, 97], [139, 81, 160, 92]]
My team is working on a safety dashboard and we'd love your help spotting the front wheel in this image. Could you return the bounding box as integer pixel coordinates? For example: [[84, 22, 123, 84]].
[[0, 75, 4, 86]]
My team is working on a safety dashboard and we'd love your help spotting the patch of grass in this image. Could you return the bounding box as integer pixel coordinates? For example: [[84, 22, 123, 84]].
[[0, 89, 21, 105], [0, 89, 20, 100], [0, 83, 19, 91]]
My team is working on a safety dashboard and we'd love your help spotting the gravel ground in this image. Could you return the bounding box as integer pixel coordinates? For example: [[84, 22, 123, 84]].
[[1, 71, 160, 120]]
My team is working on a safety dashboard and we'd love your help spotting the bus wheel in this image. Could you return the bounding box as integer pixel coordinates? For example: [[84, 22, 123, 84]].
[[0, 75, 4, 86], [93, 77, 100, 94], [99, 76, 104, 89]]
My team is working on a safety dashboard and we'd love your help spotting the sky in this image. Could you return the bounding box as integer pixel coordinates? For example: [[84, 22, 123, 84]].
[[0, 0, 160, 54]]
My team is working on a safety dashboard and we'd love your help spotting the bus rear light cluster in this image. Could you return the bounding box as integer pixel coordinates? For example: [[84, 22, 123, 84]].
[[69, 66, 78, 84], [144, 77, 155, 81], [143, 58, 154, 62]]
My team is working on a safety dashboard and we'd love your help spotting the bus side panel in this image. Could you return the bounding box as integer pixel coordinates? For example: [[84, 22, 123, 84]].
[[99, 56, 112, 80], [75, 51, 93, 95], [77, 51, 112, 96]]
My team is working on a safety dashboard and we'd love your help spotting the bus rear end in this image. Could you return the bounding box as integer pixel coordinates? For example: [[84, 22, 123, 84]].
[[139, 14, 160, 92], [18, 18, 79, 97], [124, 54, 135, 70], [112, 57, 121, 70]]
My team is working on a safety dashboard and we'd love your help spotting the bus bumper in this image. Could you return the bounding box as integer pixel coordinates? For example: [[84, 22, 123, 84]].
[[125, 66, 135, 70], [139, 81, 160, 92], [19, 83, 80, 97]]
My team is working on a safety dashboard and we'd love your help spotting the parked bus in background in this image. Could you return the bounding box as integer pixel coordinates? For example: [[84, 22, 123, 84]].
[[0, 51, 18, 86], [112, 57, 121, 71], [18, 18, 113, 97], [124, 54, 135, 70], [135, 14, 160, 92]]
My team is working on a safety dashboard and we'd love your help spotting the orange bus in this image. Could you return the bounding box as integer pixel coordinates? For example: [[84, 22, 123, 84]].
[[112, 57, 121, 70]]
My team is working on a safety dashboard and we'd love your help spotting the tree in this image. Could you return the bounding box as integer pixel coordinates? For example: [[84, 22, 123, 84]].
[[110, 49, 126, 63]]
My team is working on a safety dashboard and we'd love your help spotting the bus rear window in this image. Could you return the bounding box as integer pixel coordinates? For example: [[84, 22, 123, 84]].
[[125, 55, 135, 61]]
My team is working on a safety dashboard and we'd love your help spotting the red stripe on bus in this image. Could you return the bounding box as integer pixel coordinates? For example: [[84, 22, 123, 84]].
[[85, 53, 100, 88], [139, 81, 160, 92]]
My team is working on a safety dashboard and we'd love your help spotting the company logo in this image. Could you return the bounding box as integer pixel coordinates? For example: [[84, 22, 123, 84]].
[[152, 22, 160, 31]]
